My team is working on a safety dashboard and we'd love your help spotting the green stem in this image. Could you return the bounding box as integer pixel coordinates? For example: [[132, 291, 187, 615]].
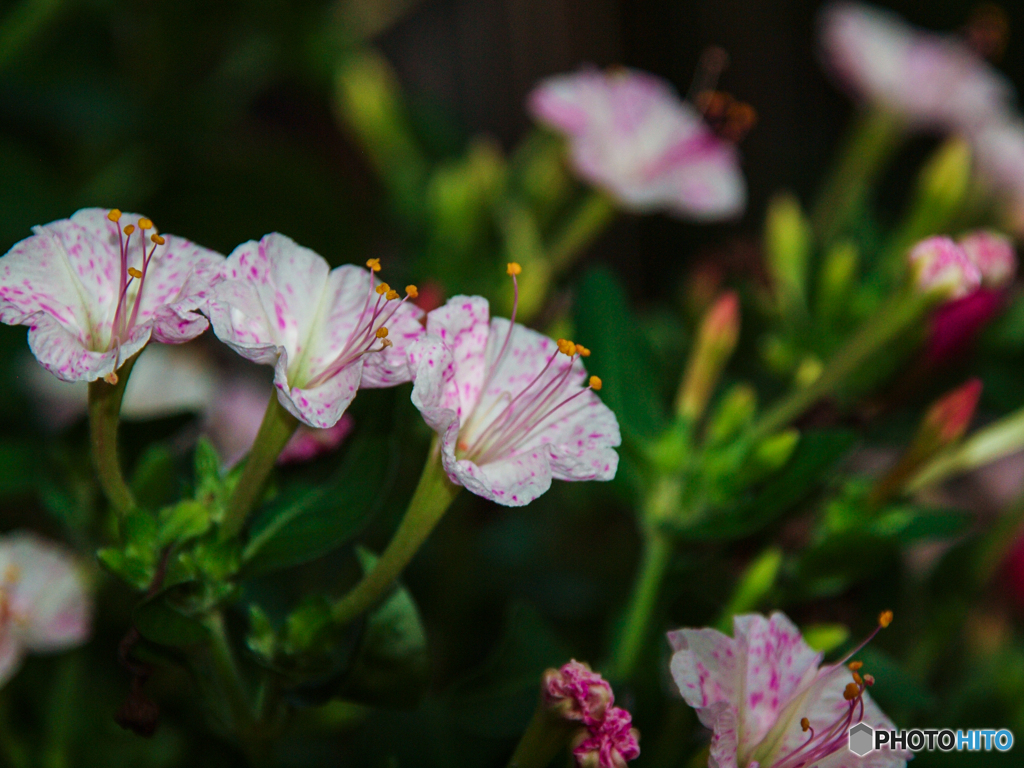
[[220, 395, 299, 540], [547, 190, 617, 274], [87, 353, 140, 517], [751, 290, 932, 442], [0, 694, 30, 768], [205, 611, 254, 731], [506, 703, 578, 768], [811, 108, 904, 245], [42, 652, 80, 768], [332, 439, 460, 625], [610, 528, 675, 681]]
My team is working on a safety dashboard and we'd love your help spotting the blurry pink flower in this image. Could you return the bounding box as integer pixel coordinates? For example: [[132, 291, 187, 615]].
[[669, 612, 907, 768], [971, 119, 1024, 234], [409, 288, 619, 506], [572, 706, 641, 768], [908, 236, 981, 300], [205, 235, 423, 428], [820, 2, 1011, 132], [0, 532, 91, 687], [926, 289, 1004, 365], [0, 208, 223, 383], [959, 230, 1016, 287], [543, 660, 614, 726], [529, 67, 746, 219]]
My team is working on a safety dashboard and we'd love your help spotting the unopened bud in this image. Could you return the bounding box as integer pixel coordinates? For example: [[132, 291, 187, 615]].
[[571, 706, 640, 768], [676, 291, 741, 421], [706, 384, 758, 446], [765, 192, 811, 316], [922, 378, 982, 447], [543, 660, 613, 726], [959, 229, 1017, 288], [753, 429, 800, 472], [916, 138, 972, 214], [908, 236, 981, 300]]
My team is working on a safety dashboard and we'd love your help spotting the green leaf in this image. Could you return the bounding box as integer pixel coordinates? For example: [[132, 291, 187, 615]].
[[157, 500, 212, 547], [870, 507, 971, 543], [335, 548, 429, 708], [242, 435, 389, 575], [133, 596, 210, 648], [574, 267, 666, 441], [194, 437, 221, 490], [131, 444, 178, 510]]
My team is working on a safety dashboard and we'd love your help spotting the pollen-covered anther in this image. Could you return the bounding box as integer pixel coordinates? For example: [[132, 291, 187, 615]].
[[137, 218, 153, 231], [386, 289, 399, 301], [557, 338, 577, 357], [576, 344, 591, 357], [507, 262, 522, 276], [375, 327, 389, 339], [151, 234, 165, 245], [107, 209, 122, 222], [843, 682, 861, 701], [123, 224, 135, 235], [405, 285, 418, 299], [800, 717, 810, 732], [375, 282, 391, 296], [589, 376, 603, 391], [366, 258, 381, 272], [879, 610, 893, 628], [128, 268, 143, 279], [852, 671, 864, 686], [848, 661, 863, 671]]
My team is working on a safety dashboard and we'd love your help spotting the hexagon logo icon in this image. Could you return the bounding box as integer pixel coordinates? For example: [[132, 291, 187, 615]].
[[849, 723, 875, 756]]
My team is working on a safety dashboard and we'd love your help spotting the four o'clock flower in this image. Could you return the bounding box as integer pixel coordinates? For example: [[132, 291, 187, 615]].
[[409, 264, 620, 506], [669, 611, 908, 768], [0, 532, 91, 687], [0, 208, 224, 384], [819, 2, 1011, 132], [908, 236, 981, 300], [528, 67, 746, 219], [205, 234, 424, 428]]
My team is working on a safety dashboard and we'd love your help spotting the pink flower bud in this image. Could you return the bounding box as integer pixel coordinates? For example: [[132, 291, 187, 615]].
[[926, 288, 1005, 365], [908, 236, 981, 299], [922, 378, 982, 446], [571, 707, 641, 768], [543, 660, 614, 726], [959, 230, 1017, 288]]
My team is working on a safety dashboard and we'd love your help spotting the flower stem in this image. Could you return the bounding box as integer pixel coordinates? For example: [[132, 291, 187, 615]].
[[220, 395, 299, 541], [610, 527, 675, 682], [87, 353, 140, 517], [751, 290, 932, 442], [547, 190, 617, 274], [811, 108, 904, 245], [506, 702, 578, 768], [332, 439, 460, 625]]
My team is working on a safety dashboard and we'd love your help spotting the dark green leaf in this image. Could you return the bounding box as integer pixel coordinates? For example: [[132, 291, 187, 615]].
[[242, 435, 390, 575], [131, 444, 178, 510], [133, 596, 210, 648], [574, 267, 666, 441]]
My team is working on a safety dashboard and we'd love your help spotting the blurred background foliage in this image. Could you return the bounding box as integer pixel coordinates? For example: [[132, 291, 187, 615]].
[[3, 0, 1024, 766]]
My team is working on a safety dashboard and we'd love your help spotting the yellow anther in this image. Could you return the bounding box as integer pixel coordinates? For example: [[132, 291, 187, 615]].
[[375, 326, 389, 339], [406, 285, 419, 299], [507, 262, 522, 276], [123, 224, 135, 235], [589, 376, 603, 391], [128, 267, 143, 279], [386, 289, 399, 301], [104, 372, 119, 385], [107, 209, 122, 222], [800, 717, 810, 732], [577, 345, 591, 357], [376, 282, 391, 296], [843, 682, 861, 701], [138, 218, 153, 231], [366, 258, 381, 272], [151, 234, 165, 245], [879, 610, 893, 628], [852, 671, 864, 686], [848, 661, 863, 671], [557, 338, 577, 357]]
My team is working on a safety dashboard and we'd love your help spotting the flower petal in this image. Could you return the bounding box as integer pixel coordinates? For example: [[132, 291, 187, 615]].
[[27, 313, 148, 383], [273, 347, 363, 429], [423, 295, 491, 418], [443, 446, 553, 507]]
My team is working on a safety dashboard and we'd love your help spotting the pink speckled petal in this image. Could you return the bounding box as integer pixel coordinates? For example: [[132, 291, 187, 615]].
[[409, 334, 460, 435], [360, 299, 425, 388], [28, 313, 149, 383], [733, 613, 823, 753], [444, 447, 553, 507], [273, 347, 363, 429], [669, 627, 743, 714], [0, 532, 91, 652], [424, 296, 491, 418]]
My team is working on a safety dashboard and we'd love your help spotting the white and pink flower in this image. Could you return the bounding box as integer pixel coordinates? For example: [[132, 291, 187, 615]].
[[908, 236, 981, 299], [572, 706, 641, 768], [205, 234, 423, 428], [543, 660, 614, 726], [528, 67, 746, 219], [669, 611, 908, 768], [820, 2, 1012, 132], [409, 270, 619, 506], [0, 208, 223, 383], [0, 532, 91, 687]]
